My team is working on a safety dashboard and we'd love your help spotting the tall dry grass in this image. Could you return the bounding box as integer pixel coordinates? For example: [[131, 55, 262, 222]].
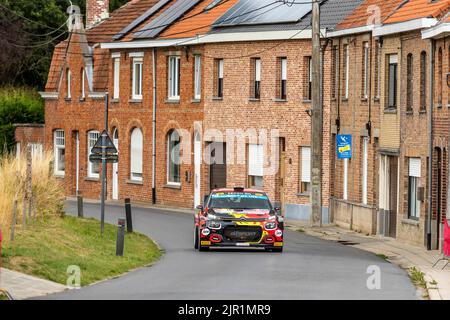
[[0, 151, 65, 232]]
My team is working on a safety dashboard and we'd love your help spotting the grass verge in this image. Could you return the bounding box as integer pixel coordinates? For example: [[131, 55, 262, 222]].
[[1, 216, 161, 286]]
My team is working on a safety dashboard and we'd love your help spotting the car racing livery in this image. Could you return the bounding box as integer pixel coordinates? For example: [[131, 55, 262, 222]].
[[194, 188, 284, 252]]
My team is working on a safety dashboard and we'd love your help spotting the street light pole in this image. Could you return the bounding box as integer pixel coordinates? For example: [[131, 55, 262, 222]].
[[100, 93, 109, 234], [310, 0, 322, 227]]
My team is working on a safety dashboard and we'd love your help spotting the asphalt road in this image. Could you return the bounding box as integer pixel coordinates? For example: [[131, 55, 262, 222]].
[[45, 201, 418, 300]]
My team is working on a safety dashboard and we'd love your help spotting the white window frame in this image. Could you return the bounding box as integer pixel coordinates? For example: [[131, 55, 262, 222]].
[[167, 130, 181, 186], [81, 68, 86, 99], [30, 143, 43, 159], [168, 56, 181, 100], [300, 146, 311, 194], [132, 57, 143, 100], [363, 42, 369, 99], [362, 137, 369, 205], [130, 128, 143, 182], [113, 54, 120, 100], [408, 158, 421, 219], [343, 158, 348, 200], [344, 45, 349, 99], [67, 69, 72, 99], [194, 55, 201, 100], [87, 130, 100, 178], [248, 144, 264, 188], [54, 130, 65, 176]]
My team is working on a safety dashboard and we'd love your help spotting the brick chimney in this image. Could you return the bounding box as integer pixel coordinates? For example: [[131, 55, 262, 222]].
[[86, 0, 109, 29]]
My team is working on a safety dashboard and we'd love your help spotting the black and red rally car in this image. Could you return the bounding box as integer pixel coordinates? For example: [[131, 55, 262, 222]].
[[194, 188, 284, 252]]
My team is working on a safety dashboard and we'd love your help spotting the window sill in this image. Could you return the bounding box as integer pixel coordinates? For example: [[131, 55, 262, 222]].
[[79, 98, 86, 102], [401, 218, 420, 226], [374, 97, 380, 102], [342, 98, 349, 102], [111, 99, 120, 103], [127, 179, 143, 185], [296, 192, 310, 197], [164, 183, 181, 190], [406, 110, 413, 115], [274, 98, 287, 103], [166, 99, 180, 104], [129, 99, 142, 104], [54, 174, 65, 179], [302, 99, 312, 104], [248, 98, 260, 102], [384, 108, 397, 114], [361, 98, 368, 102], [65, 98, 72, 102], [191, 99, 201, 103], [85, 177, 100, 182], [419, 109, 427, 115], [437, 103, 443, 109], [212, 97, 223, 101]]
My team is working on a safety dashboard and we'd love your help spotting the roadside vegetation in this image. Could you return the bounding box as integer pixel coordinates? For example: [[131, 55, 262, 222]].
[[1, 215, 162, 286]]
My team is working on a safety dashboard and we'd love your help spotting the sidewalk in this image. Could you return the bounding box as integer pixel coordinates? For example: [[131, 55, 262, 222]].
[[286, 220, 450, 300], [0, 268, 67, 300]]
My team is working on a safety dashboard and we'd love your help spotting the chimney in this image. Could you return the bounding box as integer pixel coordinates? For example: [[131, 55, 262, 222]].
[[86, 0, 109, 29]]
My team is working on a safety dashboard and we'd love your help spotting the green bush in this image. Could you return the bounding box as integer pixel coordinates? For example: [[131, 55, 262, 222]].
[[0, 87, 44, 154]]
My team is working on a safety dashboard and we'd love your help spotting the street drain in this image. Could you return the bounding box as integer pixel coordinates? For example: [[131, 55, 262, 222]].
[[336, 240, 360, 246]]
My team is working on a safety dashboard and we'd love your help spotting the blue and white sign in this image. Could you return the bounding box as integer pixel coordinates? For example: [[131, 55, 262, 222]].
[[336, 134, 352, 159]]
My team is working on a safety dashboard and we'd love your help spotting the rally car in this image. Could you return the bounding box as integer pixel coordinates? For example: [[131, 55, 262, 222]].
[[194, 188, 284, 252]]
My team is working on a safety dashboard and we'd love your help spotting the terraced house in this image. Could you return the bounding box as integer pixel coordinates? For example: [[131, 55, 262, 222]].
[[14, 0, 449, 249]]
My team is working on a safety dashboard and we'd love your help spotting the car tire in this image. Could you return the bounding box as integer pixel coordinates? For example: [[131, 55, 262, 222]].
[[194, 226, 199, 250]]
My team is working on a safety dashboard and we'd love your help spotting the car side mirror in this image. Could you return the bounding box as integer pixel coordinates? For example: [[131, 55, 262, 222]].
[[196, 205, 204, 211], [274, 207, 282, 215]]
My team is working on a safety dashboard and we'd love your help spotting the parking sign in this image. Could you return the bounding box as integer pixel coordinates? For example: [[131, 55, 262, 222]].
[[336, 134, 352, 159]]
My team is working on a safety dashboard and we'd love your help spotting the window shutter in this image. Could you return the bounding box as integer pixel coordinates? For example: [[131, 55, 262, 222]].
[[301, 147, 311, 183], [248, 144, 264, 176], [255, 59, 261, 81], [131, 129, 143, 175], [409, 158, 421, 178]]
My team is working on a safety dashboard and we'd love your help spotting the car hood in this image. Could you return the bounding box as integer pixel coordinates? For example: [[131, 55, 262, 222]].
[[210, 208, 273, 220]]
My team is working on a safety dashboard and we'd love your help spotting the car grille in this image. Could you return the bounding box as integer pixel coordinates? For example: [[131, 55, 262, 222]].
[[223, 226, 263, 243]]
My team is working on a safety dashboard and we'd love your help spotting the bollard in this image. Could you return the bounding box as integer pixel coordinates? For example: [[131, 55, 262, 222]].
[[77, 195, 84, 218], [116, 218, 125, 256], [124, 198, 133, 233]]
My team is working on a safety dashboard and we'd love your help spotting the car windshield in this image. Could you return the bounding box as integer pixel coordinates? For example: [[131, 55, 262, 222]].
[[209, 192, 272, 210]]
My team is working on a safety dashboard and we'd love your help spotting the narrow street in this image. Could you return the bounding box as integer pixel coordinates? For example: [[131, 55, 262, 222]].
[[45, 201, 418, 300]]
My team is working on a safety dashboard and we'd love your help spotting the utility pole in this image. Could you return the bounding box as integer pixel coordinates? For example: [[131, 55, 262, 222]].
[[310, 0, 322, 227], [100, 93, 109, 234]]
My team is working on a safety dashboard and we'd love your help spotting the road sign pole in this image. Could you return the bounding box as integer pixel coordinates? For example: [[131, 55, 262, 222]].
[[100, 93, 109, 235]]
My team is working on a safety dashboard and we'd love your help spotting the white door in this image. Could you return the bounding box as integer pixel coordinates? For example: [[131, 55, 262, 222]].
[[112, 129, 119, 200], [194, 131, 202, 208]]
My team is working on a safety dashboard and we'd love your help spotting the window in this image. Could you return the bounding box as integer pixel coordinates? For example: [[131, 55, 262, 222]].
[[132, 57, 143, 100], [277, 57, 287, 100], [387, 54, 398, 109], [343, 158, 348, 200], [300, 146, 311, 194], [305, 56, 312, 101], [438, 47, 443, 106], [374, 40, 381, 99], [362, 42, 369, 99], [420, 51, 427, 110], [248, 144, 264, 188], [344, 44, 349, 99], [87, 131, 100, 178], [130, 128, 143, 181], [66, 69, 71, 99], [81, 68, 86, 99], [167, 130, 181, 185], [168, 56, 180, 100], [194, 55, 201, 100], [251, 58, 261, 99], [54, 130, 65, 176], [113, 55, 120, 99], [332, 46, 338, 99], [408, 158, 421, 219], [361, 137, 369, 205], [214, 58, 224, 98], [406, 54, 413, 111]]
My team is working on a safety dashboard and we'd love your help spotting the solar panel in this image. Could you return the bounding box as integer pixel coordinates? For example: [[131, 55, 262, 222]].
[[134, 0, 203, 39], [113, 0, 172, 40], [213, 0, 312, 27]]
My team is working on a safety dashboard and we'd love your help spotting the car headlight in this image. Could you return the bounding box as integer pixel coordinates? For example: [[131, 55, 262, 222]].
[[202, 228, 211, 236], [265, 221, 277, 230], [206, 214, 218, 220], [207, 220, 222, 230]]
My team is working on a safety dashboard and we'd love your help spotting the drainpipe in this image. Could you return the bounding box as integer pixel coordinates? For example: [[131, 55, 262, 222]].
[[427, 38, 435, 250], [152, 48, 157, 204]]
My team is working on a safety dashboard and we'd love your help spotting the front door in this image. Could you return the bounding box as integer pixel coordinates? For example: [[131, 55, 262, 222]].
[[194, 131, 202, 208], [112, 128, 119, 200], [209, 142, 227, 190], [388, 156, 398, 238], [379, 155, 398, 238]]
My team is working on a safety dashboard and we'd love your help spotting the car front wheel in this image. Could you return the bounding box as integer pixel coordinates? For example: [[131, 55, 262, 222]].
[[194, 226, 199, 250]]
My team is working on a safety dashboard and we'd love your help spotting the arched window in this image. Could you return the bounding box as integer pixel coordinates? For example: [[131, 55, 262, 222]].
[[167, 130, 181, 185], [87, 130, 100, 178], [420, 51, 427, 111], [66, 68, 72, 99], [406, 54, 413, 111], [130, 128, 143, 181], [438, 47, 443, 106]]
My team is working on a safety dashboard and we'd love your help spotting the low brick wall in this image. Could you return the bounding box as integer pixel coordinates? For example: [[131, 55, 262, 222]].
[[330, 197, 377, 235]]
